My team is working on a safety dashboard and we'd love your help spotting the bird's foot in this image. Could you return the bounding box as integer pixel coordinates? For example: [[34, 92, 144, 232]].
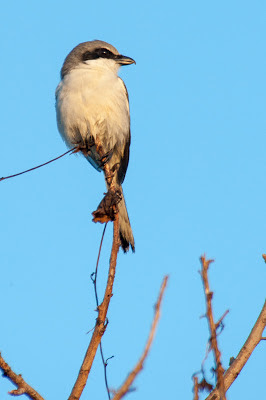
[[99, 149, 113, 168], [72, 136, 96, 156], [92, 187, 122, 223]]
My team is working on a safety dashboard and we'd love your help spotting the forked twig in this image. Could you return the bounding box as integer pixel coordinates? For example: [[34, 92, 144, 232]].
[[200, 256, 226, 400], [112, 276, 169, 400]]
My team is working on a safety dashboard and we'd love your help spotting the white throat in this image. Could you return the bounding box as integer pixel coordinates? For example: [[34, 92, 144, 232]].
[[78, 58, 120, 75], [56, 59, 129, 153]]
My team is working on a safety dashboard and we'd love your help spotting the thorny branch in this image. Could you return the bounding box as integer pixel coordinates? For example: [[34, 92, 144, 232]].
[[200, 256, 226, 400], [112, 275, 169, 400], [0, 353, 44, 400]]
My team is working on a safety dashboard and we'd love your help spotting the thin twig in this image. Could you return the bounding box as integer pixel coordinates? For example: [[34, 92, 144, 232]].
[[200, 255, 226, 400], [0, 353, 44, 400], [215, 310, 229, 331], [201, 340, 212, 376], [68, 212, 120, 400], [0, 148, 76, 182], [112, 276, 169, 400], [92, 223, 108, 308], [100, 348, 113, 400], [99, 342, 111, 400], [206, 300, 266, 400]]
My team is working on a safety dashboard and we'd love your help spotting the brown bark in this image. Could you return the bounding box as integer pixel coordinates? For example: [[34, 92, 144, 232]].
[[68, 213, 120, 400], [0, 353, 45, 400], [205, 300, 266, 400], [200, 256, 226, 400]]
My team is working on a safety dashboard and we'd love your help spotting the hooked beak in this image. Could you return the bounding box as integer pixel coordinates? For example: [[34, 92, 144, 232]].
[[116, 54, 136, 66]]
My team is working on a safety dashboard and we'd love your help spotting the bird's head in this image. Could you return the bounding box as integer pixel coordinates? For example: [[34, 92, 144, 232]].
[[61, 40, 135, 78]]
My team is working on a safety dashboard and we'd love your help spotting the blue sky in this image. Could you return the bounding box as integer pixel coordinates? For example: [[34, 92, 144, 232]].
[[1, 1, 266, 399]]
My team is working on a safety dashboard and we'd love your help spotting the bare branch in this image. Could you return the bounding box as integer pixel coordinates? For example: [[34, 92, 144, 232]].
[[91, 222, 112, 399], [200, 255, 226, 400], [0, 353, 44, 400], [68, 138, 124, 400], [193, 376, 199, 400], [112, 275, 169, 400], [68, 212, 120, 400], [205, 300, 266, 400]]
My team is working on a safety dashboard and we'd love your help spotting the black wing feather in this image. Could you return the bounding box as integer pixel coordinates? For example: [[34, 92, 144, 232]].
[[117, 79, 131, 185]]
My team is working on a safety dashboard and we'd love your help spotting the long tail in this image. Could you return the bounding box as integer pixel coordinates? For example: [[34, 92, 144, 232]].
[[118, 187, 135, 253]]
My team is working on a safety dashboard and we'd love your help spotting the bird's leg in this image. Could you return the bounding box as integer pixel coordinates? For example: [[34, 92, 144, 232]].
[[95, 141, 115, 189], [103, 162, 120, 187], [92, 139, 122, 224], [98, 149, 113, 168]]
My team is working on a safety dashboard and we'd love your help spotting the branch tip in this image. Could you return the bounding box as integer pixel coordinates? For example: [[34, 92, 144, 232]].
[[199, 257, 226, 400]]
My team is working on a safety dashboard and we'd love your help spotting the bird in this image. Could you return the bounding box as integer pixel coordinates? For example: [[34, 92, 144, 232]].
[[55, 40, 135, 252]]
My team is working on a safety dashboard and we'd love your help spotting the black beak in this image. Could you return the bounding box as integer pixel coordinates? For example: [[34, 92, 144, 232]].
[[116, 54, 136, 66]]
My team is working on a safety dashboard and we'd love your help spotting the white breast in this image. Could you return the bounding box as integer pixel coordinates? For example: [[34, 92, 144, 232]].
[[56, 63, 130, 152]]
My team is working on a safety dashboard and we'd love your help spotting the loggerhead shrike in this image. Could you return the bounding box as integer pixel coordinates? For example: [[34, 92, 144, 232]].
[[55, 40, 135, 252]]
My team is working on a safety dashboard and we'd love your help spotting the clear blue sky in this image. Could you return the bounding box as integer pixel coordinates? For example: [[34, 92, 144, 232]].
[[1, 1, 266, 399]]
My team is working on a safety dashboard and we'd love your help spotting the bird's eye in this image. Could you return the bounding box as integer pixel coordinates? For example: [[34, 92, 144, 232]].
[[96, 48, 113, 58], [82, 48, 114, 62]]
